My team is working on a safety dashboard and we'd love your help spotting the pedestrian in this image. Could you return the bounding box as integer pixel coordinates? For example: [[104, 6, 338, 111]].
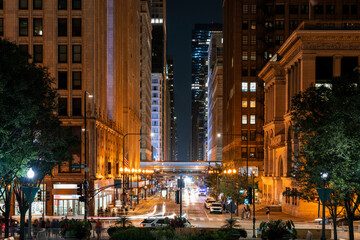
[[241, 207, 246, 220], [45, 219, 51, 237], [10, 219, 16, 237], [266, 207, 270, 220], [95, 220, 103, 240], [247, 206, 251, 219], [306, 230, 313, 240], [40, 217, 45, 228]]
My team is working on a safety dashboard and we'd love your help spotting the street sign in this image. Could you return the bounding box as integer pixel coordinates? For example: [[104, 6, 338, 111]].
[[114, 179, 122, 188], [23, 186, 40, 203], [72, 165, 85, 169], [177, 179, 185, 188], [316, 188, 333, 204]]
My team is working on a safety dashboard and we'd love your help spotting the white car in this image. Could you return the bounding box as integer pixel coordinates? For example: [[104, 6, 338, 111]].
[[140, 218, 170, 228], [210, 202, 223, 214], [204, 198, 216, 209]]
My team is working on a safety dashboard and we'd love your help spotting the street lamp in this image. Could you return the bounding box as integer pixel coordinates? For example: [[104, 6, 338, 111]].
[[27, 168, 35, 240], [83, 90, 93, 220], [252, 170, 256, 238], [320, 172, 328, 240]]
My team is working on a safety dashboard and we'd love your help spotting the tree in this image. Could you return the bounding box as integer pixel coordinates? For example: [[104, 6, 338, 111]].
[[290, 74, 360, 240], [0, 39, 74, 239]]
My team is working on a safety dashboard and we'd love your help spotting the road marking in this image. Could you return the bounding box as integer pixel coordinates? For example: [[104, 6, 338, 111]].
[[208, 218, 213, 221], [199, 217, 204, 221]]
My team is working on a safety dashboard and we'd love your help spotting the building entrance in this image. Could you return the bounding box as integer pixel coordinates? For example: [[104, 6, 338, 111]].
[[53, 196, 84, 216]]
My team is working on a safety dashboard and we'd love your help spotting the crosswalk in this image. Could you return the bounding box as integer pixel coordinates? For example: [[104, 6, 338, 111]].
[[188, 217, 215, 221]]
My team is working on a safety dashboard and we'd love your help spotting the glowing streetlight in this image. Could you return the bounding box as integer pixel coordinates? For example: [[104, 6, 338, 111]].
[[27, 168, 35, 179]]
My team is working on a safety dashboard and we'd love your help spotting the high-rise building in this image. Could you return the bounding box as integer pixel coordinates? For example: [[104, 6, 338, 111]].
[[151, 73, 163, 161], [259, 20, 360, 218], [151, 0, 170, 161], [167, 56, 178, 161], [222, 0, 360, 176], [207, 32, 223, 162], [191, 23, 222, 162], [140, 0, 152, 162], [0, 0, 141, 216]]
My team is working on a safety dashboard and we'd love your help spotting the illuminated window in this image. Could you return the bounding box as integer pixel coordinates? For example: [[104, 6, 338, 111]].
[[242, 130, 248, 141], [242, 115, 248, 124], [249, 147, 256, 157], [243, 4, 248, 14], [242, 82, 248, 92], [250, 4, 256, 14], [242, 51, 248, 61], [250, 115, 256, 124], [33, 18, 43, 36], [251, 21, 256, 30], [250, 52, 256, 61], [251, 35, 256, 45], [250, 82, 256, 92], [250, 99, 256, 108], [242, 98, 248, 108], [242, 35, 248, 45]]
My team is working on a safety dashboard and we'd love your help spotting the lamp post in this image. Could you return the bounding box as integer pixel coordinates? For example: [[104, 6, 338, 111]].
[[252, 170, 256, 238], [27, 168, 35, 240], [83, 91, 93, 220], [320, 172, 328, 240]]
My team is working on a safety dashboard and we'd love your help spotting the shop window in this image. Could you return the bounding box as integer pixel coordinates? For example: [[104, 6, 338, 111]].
[[33, 45, 43, 63], [250, 115, 256, 124], [242, 67, 248, 76], [241, 147, 248, 158], [58, 45, 67, 63], [241, 130, 248, 141], [289, 5, 298, 14], [250, 130, 256, 141], [242, 115, 247, 124], [249, 147, 256, 158], [72, 0, 81, 10], [58, 18, 67, 36], [33, 18, 43, 36], [72, 45, 81, 63], [19, 0, 28, 9], [19, 18, 28, 36], [58, 97, 68, 116], [58, 71, 67, 90], [72, 98, 82, 116], [72, 18, 81, 37], [33, 0, 42, 10], [242, 98, 248, 108], [72, 71, 82, 90], [242, 82, 248, 92], [58, 0, 67, 10]]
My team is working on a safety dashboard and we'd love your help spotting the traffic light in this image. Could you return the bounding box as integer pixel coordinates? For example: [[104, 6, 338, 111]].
[[77, 183, 83, 196], [79, 196, 85, 202], [314, 197, 319, 202], [175, 190, 180, 204], [46, 191, 50, 201], [37, 190, 42, 201], [247, 187, 253, 204]]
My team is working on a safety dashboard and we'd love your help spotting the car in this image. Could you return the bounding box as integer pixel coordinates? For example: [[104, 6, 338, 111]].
[[210, 202, 223, 214], [204, 198, 216, 209], [198, 188, 207, 196], [140, 218, 170, 228]]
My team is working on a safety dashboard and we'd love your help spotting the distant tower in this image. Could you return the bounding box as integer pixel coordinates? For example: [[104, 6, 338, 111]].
[[167, 56, 178, 161]]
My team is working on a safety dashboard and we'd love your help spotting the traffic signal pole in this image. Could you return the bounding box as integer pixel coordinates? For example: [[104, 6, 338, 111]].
[[180, 174, 183, 217]]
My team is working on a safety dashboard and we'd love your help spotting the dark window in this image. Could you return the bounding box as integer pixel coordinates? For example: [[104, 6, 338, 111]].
[[19, 0, 28, 9], [19, 45, 28, 55], [241, 148, 248, 158], [326, 5, 335, 15], [341, 57, 358, 76], [72, 71, 82, 90], [241, 130, 248, 141], [72, 18, 81, 37], [264, 21, 273, 29], [250, 67, 256, 76], [289, 20, 298, 30], [289, 5, 298, 14], [72, 45, 81, 63], [351, 5, 358, 15], [314, 5, 324, 14], [107, 162, 112, 175], [58, 45, 67, 63], [242, 67, 248, 76], [58, 18, 67, 36], [58, 71, 67, 89], [315, 57, 333, 82], [242, 20, 248, 30], [264, 5, 273, 15], [33, 0, 42, 10], [0, 18, 3, 36], [250, 130, 256, 141], [59, 126, 81, 173], [58, 0, 67, 10], [343, 5, 349, 15], [275, 20, 284, 30], [249, 147, 256, 158], [59, 97, 68, 116], [116, 163, 119, 175], [301, 5, 309, 14], [33, 18, 43, 36], [19, 18, 28, 36], [275, 4, 285, 14], [33, 45, 43, 63], [0, 0, 3, 9], [72, 0, 81, 10], [72, 98, 82, 116]]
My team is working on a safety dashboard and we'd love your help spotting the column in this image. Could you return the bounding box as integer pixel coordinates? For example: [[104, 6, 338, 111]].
[[333, 55, 342, 77]]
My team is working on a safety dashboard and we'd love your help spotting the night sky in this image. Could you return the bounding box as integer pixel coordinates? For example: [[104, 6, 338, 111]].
[[167, 0, 223, 161]]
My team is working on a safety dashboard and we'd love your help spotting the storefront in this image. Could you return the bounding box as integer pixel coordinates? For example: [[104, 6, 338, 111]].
[[52, 183, 84, 216], [15, 184, 46, 216], [94, 179, 115, 216]]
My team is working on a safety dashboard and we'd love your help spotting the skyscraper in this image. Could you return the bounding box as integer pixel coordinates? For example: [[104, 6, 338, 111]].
[[191, 23, 222, 161], [167, 56, 178, 161]]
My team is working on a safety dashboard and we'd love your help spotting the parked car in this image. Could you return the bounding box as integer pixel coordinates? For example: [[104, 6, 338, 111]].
[[210, 202, 223, 214], [204, 198, 216, 209]]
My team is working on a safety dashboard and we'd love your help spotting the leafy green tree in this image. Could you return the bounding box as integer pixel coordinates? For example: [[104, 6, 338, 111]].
[[0, 39, 74, 239], [290, 74, 360, 240]]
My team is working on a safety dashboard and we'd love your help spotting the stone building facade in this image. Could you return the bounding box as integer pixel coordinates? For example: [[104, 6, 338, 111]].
[[0, 0, 141, 216], [259, 21, 360, 217]]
